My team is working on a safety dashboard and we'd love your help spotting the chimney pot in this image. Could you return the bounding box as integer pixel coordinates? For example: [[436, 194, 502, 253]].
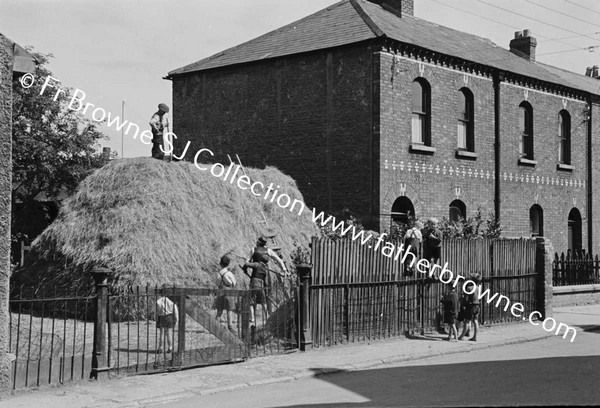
[[367, 0, 414, 17], [509, 29, 537, 62]]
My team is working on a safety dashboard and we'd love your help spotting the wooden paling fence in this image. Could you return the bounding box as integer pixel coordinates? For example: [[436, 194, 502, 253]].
[[553, 251, 600, 286], [309, 237, 538, 347]]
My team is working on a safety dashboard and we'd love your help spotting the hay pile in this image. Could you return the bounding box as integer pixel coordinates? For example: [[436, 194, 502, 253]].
[[23, 157, 318, 291]]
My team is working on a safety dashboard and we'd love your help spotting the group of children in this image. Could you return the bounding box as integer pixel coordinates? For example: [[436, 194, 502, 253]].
[[441, 273, 482, 342]]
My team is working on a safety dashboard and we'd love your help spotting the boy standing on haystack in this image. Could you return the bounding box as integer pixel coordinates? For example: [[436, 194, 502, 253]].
[[149, 103, 169, 160]]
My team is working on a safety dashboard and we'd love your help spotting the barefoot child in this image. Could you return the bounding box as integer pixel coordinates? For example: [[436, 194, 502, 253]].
[[156, 287, 178, 354], [216, 256, 237, 332]]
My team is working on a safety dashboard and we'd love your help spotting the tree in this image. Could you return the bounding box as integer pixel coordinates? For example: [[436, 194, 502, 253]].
[[11, 48, 110, 250]]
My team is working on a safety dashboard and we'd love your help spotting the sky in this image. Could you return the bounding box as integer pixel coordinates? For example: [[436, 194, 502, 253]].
[[1, 0, 599, 158]]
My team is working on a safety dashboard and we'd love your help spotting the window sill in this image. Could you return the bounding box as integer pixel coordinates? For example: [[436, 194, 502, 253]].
[[557, 163, 574, 172], [409, 144, 436, 155], [518, 158, 537, 167], [455, 150, 478, 160]]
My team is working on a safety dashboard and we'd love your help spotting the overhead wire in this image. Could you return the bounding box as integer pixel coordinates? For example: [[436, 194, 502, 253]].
[[476, 0, 600, 42], [428, 0, 595, 50], [563, 0, 600, 16], [523, 0, 600, 30]]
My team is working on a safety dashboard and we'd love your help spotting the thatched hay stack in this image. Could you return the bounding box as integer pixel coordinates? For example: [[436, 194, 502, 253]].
[[24, 157, 318, 291]]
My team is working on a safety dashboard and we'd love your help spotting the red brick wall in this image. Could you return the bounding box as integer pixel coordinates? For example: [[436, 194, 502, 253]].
[[376, 50, 591, 253], [172, 44, 597, 253], [591, 100, 600, 253], [498, 84, 589, 253], [377, 52, 495, 231], [171, 44, 375, 220]]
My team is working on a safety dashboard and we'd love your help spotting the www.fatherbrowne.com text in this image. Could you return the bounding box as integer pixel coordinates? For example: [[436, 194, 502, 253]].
[[25, 73, 577, 342]]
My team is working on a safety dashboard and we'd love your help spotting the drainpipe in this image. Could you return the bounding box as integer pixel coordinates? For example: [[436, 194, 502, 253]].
[[587, 95, 593, 252], [493, 71, 504, 223]]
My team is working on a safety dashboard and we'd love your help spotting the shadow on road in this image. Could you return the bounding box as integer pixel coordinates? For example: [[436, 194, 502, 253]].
[[277, 356, 600, 407]]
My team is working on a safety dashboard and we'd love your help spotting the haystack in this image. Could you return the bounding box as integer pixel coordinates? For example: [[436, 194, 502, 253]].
[[23, 157, 318, 291]]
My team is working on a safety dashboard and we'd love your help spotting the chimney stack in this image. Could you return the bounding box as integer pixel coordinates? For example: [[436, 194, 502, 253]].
[[510, 30, 537, 62], [367, 0, 414, 17], [102, 147, 111, 160], [585, 65, 599, 79]]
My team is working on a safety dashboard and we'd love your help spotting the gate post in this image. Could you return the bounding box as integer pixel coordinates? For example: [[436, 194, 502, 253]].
[[90, 267, 113, 380], [535, 237, 554, 319], [177, 291, 186, 365], [298, 264, 313, 351]]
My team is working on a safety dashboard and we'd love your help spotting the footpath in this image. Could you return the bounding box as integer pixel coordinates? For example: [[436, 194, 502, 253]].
[[1, 305, 594, 408]]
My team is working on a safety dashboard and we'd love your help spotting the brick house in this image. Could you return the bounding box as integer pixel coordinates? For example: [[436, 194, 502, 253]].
[[166, 0, 600, 254]]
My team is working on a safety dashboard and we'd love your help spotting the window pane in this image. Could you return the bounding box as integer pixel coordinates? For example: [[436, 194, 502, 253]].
[[412, 114, 423, 143], [558, 113, 563, 137], [412, 81, 423, 112], [519, 137, 524, 156], [458, 91, 466, 120], [457, 122, 466, 149], [449, 207, 461, 222], [558, 139, 564, 163], [519, 107, 525, 133]]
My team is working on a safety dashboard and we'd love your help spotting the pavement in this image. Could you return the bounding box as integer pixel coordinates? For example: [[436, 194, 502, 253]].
[[0, 305, 595, 408]]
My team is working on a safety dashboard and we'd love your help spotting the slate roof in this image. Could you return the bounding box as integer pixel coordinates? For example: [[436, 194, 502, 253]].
[[168, 0, 600, 95]]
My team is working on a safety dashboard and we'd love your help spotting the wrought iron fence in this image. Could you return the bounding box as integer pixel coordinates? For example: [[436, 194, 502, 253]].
[[107, 284, 299, 375], [8, 280, 300, 390], [310, 273, 539, 347], [8, 286, 95, 390], [553, 251, 600, 286]]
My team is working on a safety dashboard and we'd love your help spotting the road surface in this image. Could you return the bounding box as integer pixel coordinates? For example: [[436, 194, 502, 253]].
[[162, 322, 600, 407]]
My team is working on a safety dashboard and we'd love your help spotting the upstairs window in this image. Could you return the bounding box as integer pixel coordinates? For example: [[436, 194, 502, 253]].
[[519, 102, 534, 160], [457, 88, 474, 151], [411, 79, 431, 145], [558, 110, 571, 164]]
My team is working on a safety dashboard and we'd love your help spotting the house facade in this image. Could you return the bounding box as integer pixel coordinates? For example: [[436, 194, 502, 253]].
[[167, 0, 600, 254]]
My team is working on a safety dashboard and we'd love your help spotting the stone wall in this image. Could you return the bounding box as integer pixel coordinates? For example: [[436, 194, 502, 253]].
[[553, 285, 600, 307], [0, 33, 14, 393]]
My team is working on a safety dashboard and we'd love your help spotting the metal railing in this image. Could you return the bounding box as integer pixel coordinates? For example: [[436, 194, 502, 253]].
[[8, 278, 299, 390], [553, 251, 600, 286]]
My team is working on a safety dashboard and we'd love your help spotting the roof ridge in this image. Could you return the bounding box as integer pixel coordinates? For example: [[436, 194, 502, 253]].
[[168, 0, 352, 76], [350, 0, 385, 37], [537, 61, 587, 78]]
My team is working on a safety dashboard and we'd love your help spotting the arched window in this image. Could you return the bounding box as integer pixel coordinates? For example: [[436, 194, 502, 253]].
[[568, 208, 582, 252], [391, 196, 415, 225], [530, 204, 543, 237], [558, 110, 571, 164], [519, 102, 534, 159], [457, 88, 474, 151], [449, 200, 466, 222], [411, 79, 431, 146]]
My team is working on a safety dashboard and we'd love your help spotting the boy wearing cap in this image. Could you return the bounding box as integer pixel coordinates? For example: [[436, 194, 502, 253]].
[[149, 103, 169, 160], [244, 236, 288, 325]]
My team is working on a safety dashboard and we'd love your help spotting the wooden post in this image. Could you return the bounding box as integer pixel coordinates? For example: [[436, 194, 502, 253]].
[[90, 267, 113, 380], [177, 293, 186, 365], [298, 264, 313, 351]]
